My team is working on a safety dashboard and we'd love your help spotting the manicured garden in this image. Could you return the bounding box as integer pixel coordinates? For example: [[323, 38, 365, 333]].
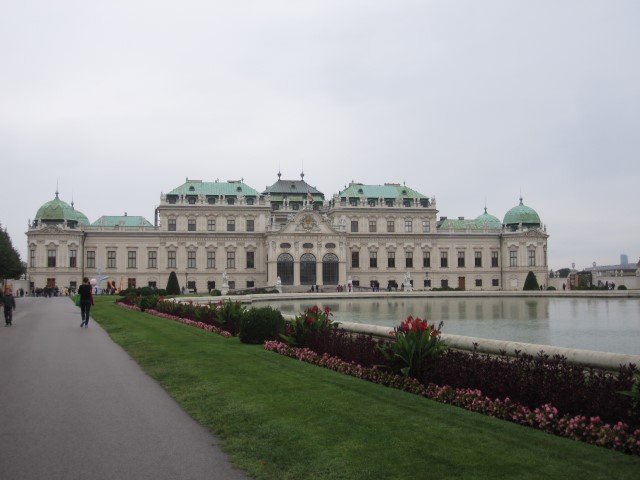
[[91, 296, 640, 479]]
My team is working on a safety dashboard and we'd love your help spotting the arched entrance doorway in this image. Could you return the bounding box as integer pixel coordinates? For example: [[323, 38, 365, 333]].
[[322, 253, 339, 285], [277, 253, 294, 285], [300, 253, 316, 285]]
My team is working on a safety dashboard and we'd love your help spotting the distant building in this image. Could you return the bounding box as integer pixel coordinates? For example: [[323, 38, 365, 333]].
[[26, 175, 549, 293]]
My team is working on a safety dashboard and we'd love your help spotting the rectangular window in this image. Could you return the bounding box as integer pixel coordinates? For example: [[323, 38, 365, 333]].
[[246, 281, 255, 288], [128, 278, 136, 289], [87, 251, 96, 269], [369, 220, 377, 232], [475, 279, 482, 287], [441, 279, 449, 288], [440, 251, 448, 268], [148, 251, 157, 269], [47, 250, 56, 268], [168, 251, 176, 269], [351, 220, 358, 233], [404, 220, 412, 232], [528, 250, 536, 267], [246, 219, 255, 232], [207, 252, 215, 269], [69, 250, 77, 268], [187, 251, 196, 269], [369, 251, 377, 268], [187, 281, 196, 292], [168, 218, 176, 231], [227, 252, 235, 269], [491, 251, 499, 267], [207, 219, 216, 231], [227, 219, 235, 232], [351, 251, 359, 268], [107, 251, 116, 269], [422, 220, 430, 233], [387, 220, 395, 232], [387, 251, 395, 268], [510, 251, 518, 267], [30, 249, 36, 268], [423, 251, 431, 268], [457, 251, 465, 268], [127, 251, 137, 269], [188, 219, 196, 231], [148, 281, 157, 289], [405, 251, 413, 268], [475, 251, 482, 267], [423, 279, 431, 288], [246, 251, 255, 269], [492, 278, 500, 287]]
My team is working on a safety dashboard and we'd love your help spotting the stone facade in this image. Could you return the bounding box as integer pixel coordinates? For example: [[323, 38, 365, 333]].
[[26, 177, 549, 293]]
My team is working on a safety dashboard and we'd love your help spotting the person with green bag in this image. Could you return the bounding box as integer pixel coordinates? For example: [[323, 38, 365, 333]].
[[77, 277, 94, 328]]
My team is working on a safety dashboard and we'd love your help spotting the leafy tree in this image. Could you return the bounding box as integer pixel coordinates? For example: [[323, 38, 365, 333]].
[[0, 225, 25, 280], [557, 268, 571, 278], [166, 271, 181, 295], [523, 271, 540, 291]]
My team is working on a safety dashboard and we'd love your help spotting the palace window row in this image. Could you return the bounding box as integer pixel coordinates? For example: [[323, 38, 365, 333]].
[[166, 217, 256, 232], [80, 249, 256, 271]]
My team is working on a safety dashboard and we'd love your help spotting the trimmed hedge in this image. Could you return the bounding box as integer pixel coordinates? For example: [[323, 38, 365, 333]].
[[239, 307, 285, 344]]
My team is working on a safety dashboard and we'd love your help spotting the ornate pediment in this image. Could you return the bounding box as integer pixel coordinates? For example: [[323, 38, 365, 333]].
[[278, 211, 338, 235]]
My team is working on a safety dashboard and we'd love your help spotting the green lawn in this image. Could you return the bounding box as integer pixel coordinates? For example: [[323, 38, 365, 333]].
[[92, 297, 640, 479]]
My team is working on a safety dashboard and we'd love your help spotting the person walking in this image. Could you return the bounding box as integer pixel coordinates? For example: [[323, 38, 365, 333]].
[[78, 277, 94, 327], [3, 286, 16, 326]]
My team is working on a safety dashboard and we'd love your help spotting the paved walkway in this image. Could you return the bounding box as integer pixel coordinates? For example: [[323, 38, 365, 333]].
[[0, 297, 250, 480]]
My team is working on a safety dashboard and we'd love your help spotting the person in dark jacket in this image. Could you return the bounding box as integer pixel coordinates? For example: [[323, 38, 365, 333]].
[[3, 286, 16, 326], [77, 277, 94, 328]]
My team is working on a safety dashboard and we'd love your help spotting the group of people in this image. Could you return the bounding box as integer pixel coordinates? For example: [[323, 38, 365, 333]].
[[0, 277, 94, 328], [1, 285, 17, 326]]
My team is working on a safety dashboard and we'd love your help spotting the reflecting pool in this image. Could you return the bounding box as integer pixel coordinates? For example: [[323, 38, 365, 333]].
[[258, 296, 640, 355]]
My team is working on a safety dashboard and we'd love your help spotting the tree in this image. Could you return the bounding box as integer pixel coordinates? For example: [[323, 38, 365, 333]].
[[166, 271, 181, 295], [523, 271, 540, 291], [0, 225, 25, 280]]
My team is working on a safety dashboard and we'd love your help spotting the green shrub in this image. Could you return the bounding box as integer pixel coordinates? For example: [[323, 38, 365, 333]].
[[136, 294, 159, 312], [166, 271, 181, 295], [547, 286, 556, 290], [618, 285, 628, 290], [281, 305, 339, 346], [523, 271, 540, 290], [239, 307, 285, 344], [209, 289, 222, 296]]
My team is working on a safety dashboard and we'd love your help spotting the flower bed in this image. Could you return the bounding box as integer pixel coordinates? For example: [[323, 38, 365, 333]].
[[264, 340, 640, 456], [118, 301, 233, 337], [118, 301, 640, 455]]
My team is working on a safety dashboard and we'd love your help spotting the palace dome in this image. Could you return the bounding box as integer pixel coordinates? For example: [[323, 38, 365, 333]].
[[34, 192, 90, 227], [475, 208, 502, 229], [503, 198, 541, 228]]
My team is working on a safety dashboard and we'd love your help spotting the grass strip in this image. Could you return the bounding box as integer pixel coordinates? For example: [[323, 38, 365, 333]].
[[92, 297, 640, 479]]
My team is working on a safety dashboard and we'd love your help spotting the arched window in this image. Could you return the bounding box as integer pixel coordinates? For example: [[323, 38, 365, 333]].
[[300, 253, 316, 285], [322, 253, 339, 285], [277, 253, 294, 285]]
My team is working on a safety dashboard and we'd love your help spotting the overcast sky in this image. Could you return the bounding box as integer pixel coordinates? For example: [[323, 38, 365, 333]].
[[2, 0, 638, 271]]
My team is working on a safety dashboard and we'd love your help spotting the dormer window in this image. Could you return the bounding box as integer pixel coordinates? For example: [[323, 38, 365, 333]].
[[189, 186, 195, 192]]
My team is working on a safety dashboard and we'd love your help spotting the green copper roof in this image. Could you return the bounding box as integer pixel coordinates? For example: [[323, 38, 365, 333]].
[[503, 198, 541, 226], [475, 208, 502, 229], [92, 215, 153, 227], [35, 192, 90, 225], [338, 183, 427, 199], [167, 179, 260, 197], [439, 208, 503, 231]]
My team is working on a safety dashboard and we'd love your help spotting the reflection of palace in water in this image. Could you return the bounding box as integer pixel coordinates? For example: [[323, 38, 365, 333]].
[[27, 173, 548, 294]]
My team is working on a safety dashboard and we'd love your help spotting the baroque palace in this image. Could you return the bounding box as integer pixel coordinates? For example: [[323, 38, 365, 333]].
[[26, 173, 549, 293]]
